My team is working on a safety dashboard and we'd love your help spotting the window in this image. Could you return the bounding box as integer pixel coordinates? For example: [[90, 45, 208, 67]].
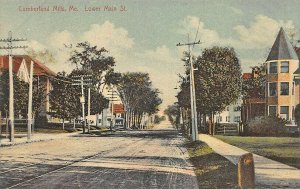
[[226, 116, 230, 122], [292, 106, 295, 120], [269, 83, 277, 96], [292, 82, 295, 95], [226, 107, 229, 111], [219, 116, 222, 122], [234, 106, 241, 111], [269, 106, 277, 116], [269, 62, 277, 73], [280, 61, 289, 73], [234, 116, 240, 122], [280, 106, 289, 120], [280, 82, 289, 95]]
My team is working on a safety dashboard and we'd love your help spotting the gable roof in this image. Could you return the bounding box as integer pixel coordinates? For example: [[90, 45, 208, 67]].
[[0, 55, 56, 76], [266, 27, 298, 61]]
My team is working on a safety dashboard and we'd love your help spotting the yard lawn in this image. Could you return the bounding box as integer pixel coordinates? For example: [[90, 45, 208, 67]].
[[215, 135, 300, 169], [185, 141, 238, 188]]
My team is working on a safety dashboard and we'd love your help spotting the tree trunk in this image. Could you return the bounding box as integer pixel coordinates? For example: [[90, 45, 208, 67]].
[[128, 109, 131, 128], [203, 113, 207, 134], [5, 112, 8, 138], [208, 114, 213, 135], [73, 118, 76, 129], [138, 113, 143, 129], [212, 112, 215, 136]]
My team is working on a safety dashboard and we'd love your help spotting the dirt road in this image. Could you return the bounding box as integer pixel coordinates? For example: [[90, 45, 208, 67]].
[[0, 121, 198, 189]]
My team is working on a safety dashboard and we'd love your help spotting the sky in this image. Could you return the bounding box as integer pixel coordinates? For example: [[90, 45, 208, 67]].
[[1, 0, 300, 111]]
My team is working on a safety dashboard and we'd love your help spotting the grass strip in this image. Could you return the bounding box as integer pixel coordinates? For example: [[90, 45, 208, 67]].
[[185, 140, 238, 188], [215, 135, 300, 169]]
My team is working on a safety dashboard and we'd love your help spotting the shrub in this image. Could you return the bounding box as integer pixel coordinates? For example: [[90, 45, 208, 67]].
[[295, 104, 300, 127], [246, 116, 288, 136], [34, 115, 48, 127]]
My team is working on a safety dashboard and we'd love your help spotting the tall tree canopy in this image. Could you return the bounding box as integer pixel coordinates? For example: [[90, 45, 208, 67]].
[[117, 72, 162, 127], [0, 71, 28, 117], [68, 42, 119, 91], [48, 72, 81, 120], [195, 46, 242, 115], [242, 64, 266, 100], [0, 70, 46, 118]]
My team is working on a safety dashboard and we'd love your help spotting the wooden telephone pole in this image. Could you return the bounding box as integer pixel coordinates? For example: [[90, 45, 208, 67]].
[[176, 39, 201, 141], [0, 31, 27, 142]]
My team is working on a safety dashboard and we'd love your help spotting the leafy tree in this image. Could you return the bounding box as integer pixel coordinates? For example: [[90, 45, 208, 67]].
[[32, 78, 47, 119], [295, 104, 300, 127], [0, 70, 29, 118], [48, 72, 81, 128], [164, 104, 180, 125], [176, 47, 242, 135], [117, 72, 162, 128], [242, 64, 266, 100], [69, 42, 117, 91], [85, 87, 109, 115], [195, 46, 242, 116]]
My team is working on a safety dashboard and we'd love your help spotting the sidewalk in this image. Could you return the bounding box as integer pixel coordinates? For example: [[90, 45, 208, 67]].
[[0, 132, 80, 147], [200, 134, 300, 188]]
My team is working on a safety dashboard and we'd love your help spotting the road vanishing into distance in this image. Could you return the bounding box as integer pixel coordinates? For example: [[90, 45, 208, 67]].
[[0, 121, 198, 189]]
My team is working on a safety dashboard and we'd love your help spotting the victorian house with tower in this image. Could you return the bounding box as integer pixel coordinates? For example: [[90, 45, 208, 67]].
[[243, 27, 300, 124], [265, 27, 300, 123]]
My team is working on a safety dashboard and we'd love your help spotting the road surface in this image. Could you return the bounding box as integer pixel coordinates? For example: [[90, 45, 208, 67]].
[[0, 121, 198, 189]]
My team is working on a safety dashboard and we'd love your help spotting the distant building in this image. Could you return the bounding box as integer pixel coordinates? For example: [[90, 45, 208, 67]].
[[0, 55, 56, 117], [265, 28, 300, 122], [215, 99, 242, 124]]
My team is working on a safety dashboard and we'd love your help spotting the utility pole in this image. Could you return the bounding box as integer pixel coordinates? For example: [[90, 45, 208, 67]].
[[0, 31, 27, 142], [107, 87, 118, 132], [176, 39, 200, 141], [27, 61, 33, 141], [72, 74, 92, 134], [88, 87, 91, 133], [80, 77, 86, 134]]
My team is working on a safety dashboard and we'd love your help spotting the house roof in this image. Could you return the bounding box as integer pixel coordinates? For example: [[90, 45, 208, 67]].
[[294, 47, 300, 60], [266, 27, 298, 61], [294, 67, 300, 75], [0, 55, 56, 76], [242, 73, 252, 79]]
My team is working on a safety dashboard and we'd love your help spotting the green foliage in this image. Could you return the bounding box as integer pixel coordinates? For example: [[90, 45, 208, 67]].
[[68, 42, 118, 91], [195, 46, 242, 114], [84, 87, 109, 115], [164, 104, 180, 125], [242, 64, 266, 100], [176, 75, 190, 109], [0, 70, 50, 119], [34, 115, 48, 127], [48, 72, 81, 119], [295, 104, 300, 127], [246, 116, 288, 136], [32, 78, 47, 116], [55, 41, 119, 121], [0, 70, 29, 117], [153, 115, 165, 124], [117, 72, 162, 115]]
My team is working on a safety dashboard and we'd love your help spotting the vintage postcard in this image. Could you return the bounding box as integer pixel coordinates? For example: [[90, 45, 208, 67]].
[[0, 0, 300, 188]]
